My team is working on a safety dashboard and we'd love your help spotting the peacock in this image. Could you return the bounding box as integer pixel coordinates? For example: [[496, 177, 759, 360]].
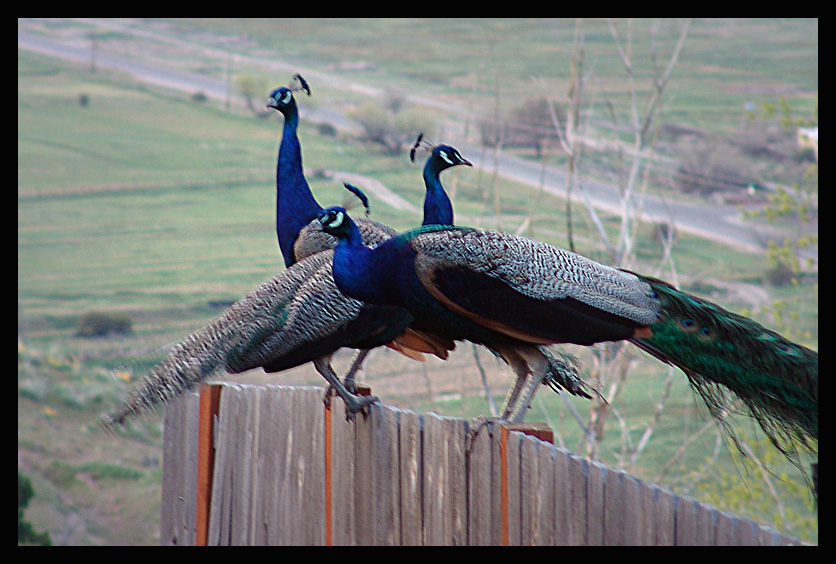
[[411, 133, 465, 226], [404, 134, 590, 402], [316, 206, 818, 464], [266, 74, 398, 265]]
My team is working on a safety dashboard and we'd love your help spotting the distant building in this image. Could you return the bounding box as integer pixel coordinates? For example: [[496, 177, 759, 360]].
[[798, 126, 818, 162]]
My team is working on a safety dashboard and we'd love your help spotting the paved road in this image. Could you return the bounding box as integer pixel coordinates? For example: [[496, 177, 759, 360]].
[[19, 21, 816, 264]]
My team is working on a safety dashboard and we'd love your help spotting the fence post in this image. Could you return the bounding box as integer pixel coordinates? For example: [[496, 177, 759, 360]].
[[195, 383, 222, 546]]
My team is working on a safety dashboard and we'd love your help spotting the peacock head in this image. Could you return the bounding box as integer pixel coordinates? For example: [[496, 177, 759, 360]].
[[409, 134, 472, 172], [266, 87, 295, 113], [317, 207, 354, 240], [431, 145, 472, 171], [266, 74, 311, 114]]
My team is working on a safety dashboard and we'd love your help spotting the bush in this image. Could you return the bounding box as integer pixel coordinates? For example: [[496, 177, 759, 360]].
[[317, 122, 337, 138], [766, 261, 796, 287], [75, 311, 133, 337], [18, 471, 52, 545], [653, 221, 677, 248], [349, 102, 435, 155]]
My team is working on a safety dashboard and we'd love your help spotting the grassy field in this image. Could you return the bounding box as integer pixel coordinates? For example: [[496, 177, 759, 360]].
[[18, 21, 817, 545], [174, 18, 818, 131]]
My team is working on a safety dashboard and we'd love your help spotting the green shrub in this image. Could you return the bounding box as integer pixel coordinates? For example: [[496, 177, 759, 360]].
[[75, 311, 133, 337], [18, 471, 52, 545]]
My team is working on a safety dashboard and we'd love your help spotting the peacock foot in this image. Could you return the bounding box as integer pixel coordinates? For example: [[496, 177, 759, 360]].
[[466, 415, 508, 452], [342, 393, 378, 421]]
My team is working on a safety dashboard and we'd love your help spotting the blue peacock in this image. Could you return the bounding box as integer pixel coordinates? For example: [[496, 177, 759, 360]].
[[265, 74, 397, 264], [316, 205, 817, 465]]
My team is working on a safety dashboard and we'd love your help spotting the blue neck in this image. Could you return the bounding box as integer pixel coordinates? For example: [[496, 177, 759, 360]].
[[422, 164, 454, 226], [276, 107, 322, 267], [331, 223, 410, 305]]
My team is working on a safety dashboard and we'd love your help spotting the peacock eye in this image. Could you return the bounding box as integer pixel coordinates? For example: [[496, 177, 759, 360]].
[[281, 90, 292, 104], [439, 150, 454, 165], [328, 211, 344, 229]]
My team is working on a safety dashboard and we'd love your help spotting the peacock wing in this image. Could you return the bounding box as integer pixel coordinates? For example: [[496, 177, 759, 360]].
[[409, 229, 659, 346]]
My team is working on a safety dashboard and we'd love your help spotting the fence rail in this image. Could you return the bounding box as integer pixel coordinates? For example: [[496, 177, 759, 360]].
[[160, 383, 804, 546]]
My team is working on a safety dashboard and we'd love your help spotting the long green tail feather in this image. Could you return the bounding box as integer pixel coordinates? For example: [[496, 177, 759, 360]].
[[629, 275, 817, 463]]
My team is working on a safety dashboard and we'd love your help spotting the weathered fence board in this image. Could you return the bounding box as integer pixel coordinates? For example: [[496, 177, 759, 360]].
[[422, 412, 467, 545], [161, 384, 808, 546], [467, 421, 502, 545], [398, 409, 422, 545], [160, 389, 200, 546], [329, 393, 356, 545]]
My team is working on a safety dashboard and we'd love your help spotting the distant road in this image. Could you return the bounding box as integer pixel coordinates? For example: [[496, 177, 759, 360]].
[[19, 22, 815, 265]]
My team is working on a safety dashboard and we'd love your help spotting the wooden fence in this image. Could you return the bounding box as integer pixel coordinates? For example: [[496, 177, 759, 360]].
[[160, 383, 805, 546]]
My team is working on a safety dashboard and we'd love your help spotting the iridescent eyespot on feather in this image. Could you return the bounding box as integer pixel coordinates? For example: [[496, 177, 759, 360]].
[[680, 319, 697, 332]]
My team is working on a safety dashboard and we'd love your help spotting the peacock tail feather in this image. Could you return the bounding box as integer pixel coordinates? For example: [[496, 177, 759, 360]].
[[629, 275, 817, 461], [101, 251, 434, 430]]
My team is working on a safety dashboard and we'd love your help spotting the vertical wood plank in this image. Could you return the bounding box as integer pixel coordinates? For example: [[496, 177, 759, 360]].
[[228, 385, 258, 545], [504, 428, 521, 545], [353, 403, 373, 545], [675, 496, 699, 545], [324, 390, 334, 546], [551, 447, 571, 546], [565, 453, 589, 545], [715, 510, 737, 546], [695, 501, 718, 546], [655, 488, 677, 546], [275, 386, 300, 545], [298, 386, 327, 546], [467, 420, 501, 545], [206, 384, 234, 546], [587, 462, 607, 545], [161, 390, 200, 546], [534, 442, 558, 546], [637, 479, 659, 545], [268, 386, 297, 545], [619, 474, 642, 545], [370, 404, 399, 546], [255, 385, 284, 546], [330, 395, 357, 545], [518, 434, 552, 546], [398, 410, 423, 545], [730, 517, 760, 546], [423, 413, 467, 546]]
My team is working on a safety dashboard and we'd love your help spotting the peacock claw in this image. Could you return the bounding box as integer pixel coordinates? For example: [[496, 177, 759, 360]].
[[343, 394, 378, 421], [466, 415, 507, 452]]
